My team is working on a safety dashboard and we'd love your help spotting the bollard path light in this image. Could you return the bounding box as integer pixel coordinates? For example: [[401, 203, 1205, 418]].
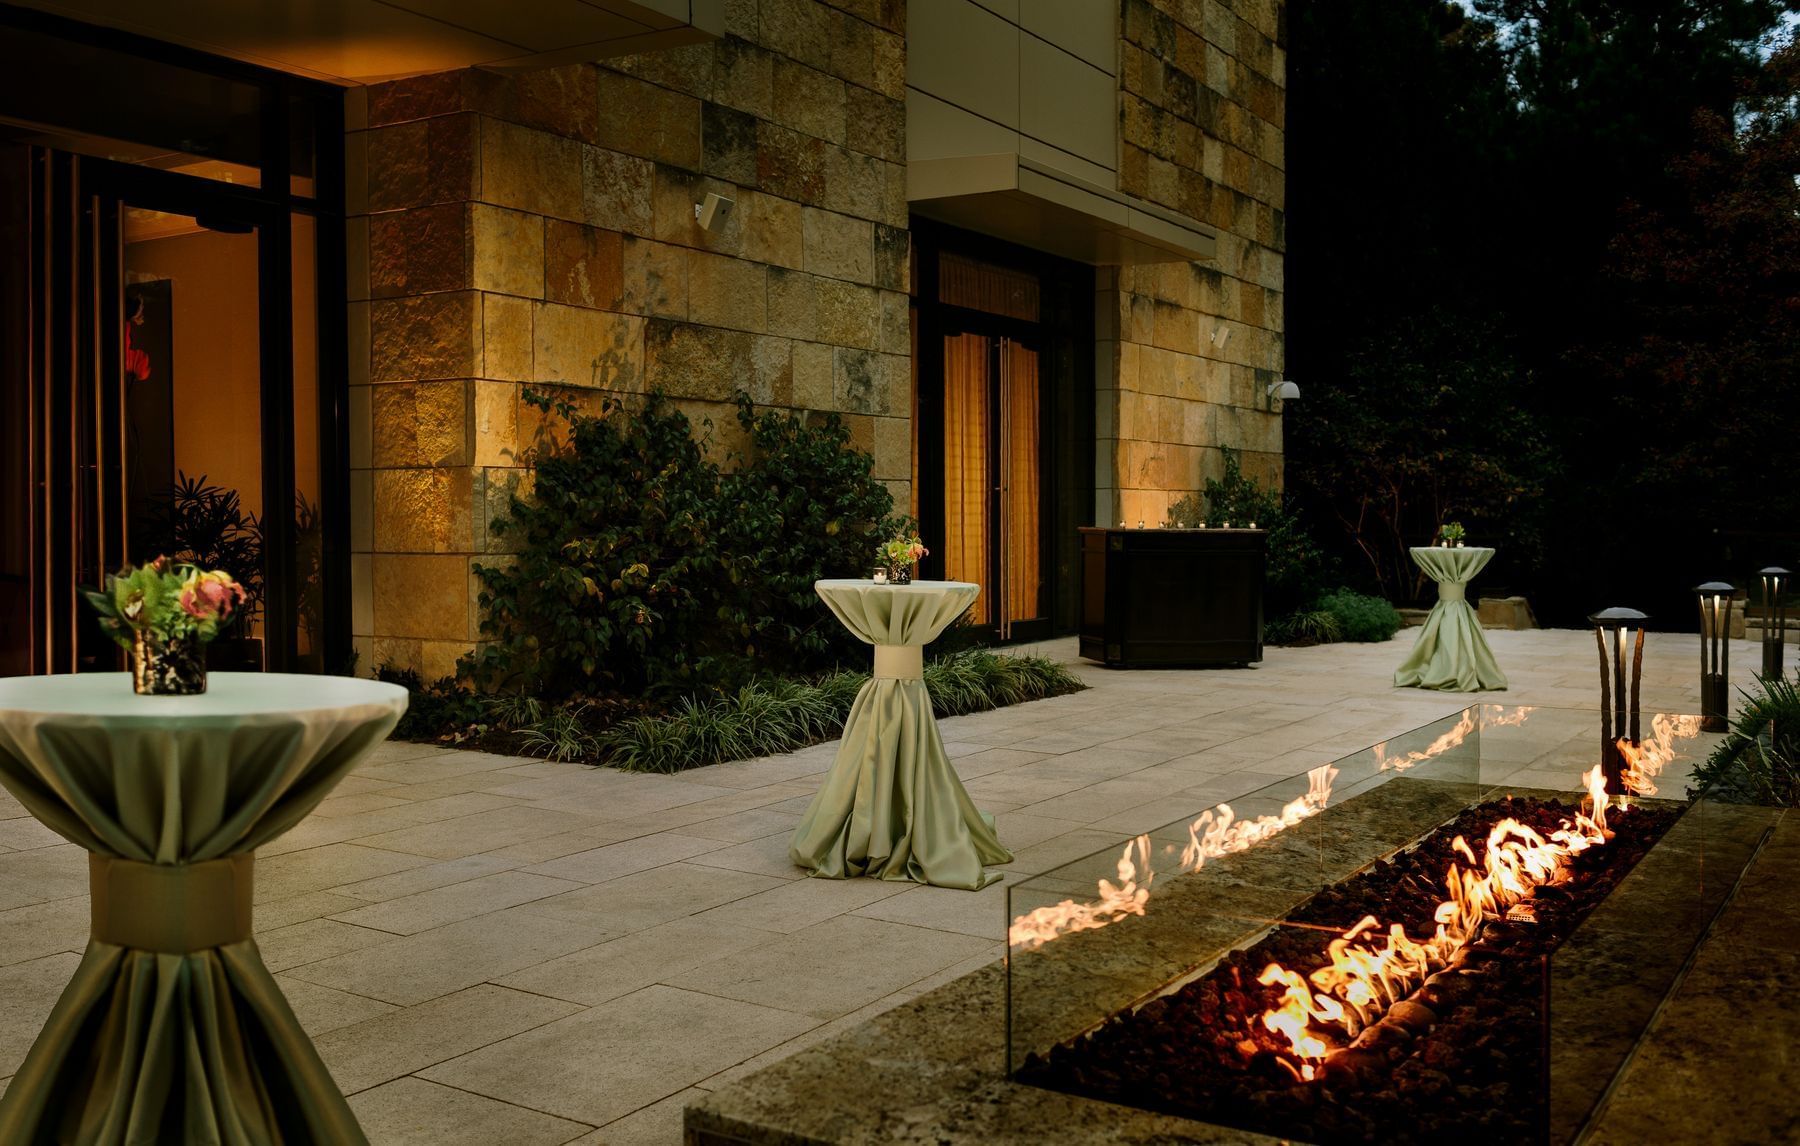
[[1694, 582, 1736, 733], [1589, 607, 1647, 794]]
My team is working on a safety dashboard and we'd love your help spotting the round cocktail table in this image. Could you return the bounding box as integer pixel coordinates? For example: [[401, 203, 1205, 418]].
[[0, 671, 406, 1145], [789, 580, 1012, 890], [1395, 546, 1509, 692]]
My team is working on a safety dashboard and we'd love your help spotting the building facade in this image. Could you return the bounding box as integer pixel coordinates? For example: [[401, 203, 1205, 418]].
[[0, 0, 1286, 679]]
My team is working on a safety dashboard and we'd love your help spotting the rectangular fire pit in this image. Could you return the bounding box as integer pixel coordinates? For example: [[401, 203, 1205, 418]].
[[688, 705, 1775, 1146]]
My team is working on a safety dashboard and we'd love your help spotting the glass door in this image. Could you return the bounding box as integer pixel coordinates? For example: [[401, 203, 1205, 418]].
[[941, 329, 1047, 639]]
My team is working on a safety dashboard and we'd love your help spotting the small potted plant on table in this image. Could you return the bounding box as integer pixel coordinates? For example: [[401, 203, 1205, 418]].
[[877, 531, 928, 585], [1438, 521, 1467, 548], [84, 557, 250, 694]]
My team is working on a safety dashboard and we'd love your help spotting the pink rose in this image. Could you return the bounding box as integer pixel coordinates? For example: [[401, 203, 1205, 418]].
[[180, 570, 247, 620]]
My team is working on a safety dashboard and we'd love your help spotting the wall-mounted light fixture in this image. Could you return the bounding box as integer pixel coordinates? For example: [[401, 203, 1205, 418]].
[[694, 192, 734, 231], [1209, 325, 1231, 350], [1265, 379, 1299, 410]]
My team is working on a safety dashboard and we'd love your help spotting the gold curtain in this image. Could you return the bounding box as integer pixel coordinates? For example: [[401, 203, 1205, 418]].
[[1000, 339, 1041, 632], [942, 333, 989, 624]]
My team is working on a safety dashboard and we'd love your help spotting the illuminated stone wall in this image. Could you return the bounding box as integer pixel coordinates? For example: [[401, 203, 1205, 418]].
[[1100, 0, 1286, 526], [346, 2, 911, 677]]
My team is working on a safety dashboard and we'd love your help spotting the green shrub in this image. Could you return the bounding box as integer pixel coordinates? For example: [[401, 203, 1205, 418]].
[[1688, 673, 1800, 805], [715, 401, 899, 673], [465, 391, 896, 697], [467, 392, 724, 696], [1265, 608, 1344, 646], [1316, 587, 1403, 642], [596, 651, 1086, 773], [375, 665, 488, 741], [1170, 446, 1335, 616]]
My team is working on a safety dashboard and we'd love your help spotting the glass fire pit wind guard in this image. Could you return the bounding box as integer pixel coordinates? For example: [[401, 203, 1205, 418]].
[[1004, 704, 1762, 1145]]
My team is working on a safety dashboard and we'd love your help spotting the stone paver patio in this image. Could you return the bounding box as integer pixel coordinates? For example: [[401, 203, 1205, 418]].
[[0, 629, 1765, 1143]]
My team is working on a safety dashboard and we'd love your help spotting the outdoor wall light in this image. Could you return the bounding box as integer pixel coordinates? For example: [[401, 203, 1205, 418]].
[[1590, 606, 1646, 793], [1694, 582, 1737, 732], [694, 192, 734, 231], [1265, 379, 1299, 406], [1759, 566, 1790, 678]]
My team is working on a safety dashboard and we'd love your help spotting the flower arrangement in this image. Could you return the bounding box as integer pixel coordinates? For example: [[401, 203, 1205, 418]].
[[877, 532, 928, 584], [1438, 521, 1467, 548], [84, 557, 249, 694]]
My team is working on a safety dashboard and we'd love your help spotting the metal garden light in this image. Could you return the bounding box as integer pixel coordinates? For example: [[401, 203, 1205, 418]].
[[1590, 607, 1646, 793], [1760, 566, 1790, 679], [1694, 582, 1736, 733]]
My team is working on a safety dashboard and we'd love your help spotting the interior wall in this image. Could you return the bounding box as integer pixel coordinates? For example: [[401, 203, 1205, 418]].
[[125, 226, 263, 519]]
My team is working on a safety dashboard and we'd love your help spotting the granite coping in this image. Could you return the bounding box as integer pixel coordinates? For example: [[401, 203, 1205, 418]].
[[689, 774, 1773, 1145]]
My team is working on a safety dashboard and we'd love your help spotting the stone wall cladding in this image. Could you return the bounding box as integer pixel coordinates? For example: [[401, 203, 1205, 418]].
[[1100, 0, 1286, 527], [349, 0, 911, 675]]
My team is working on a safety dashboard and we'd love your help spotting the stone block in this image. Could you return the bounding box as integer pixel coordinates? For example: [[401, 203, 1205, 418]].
[[351, 553, 373, 634], [701, 100, 759, 185], [877, 289, 909, 356], [792, 341, 834, 411], [867, 411, 907, 478], [713, 37, 774, 120], [880, 159, 907, 228], [760, 0, 833, 72], [470, 204, 544, 298], [371, 293, 480, 382], [481, 294, 533, 382], [370, 203, 469, 299], [366, 115, 481, 212], [348, 300, 370, 386], [367, 71, 463, 127], [802, 208, 874, 284], [372, 381, 471, 468], [772, 58, 847, 144], [372, 554, 472, 641], [480, 468, 532, 554], [581, 146, 655, 237], [756, 122, 827, 205], [750, 335, 794, 406], [873, 224, 909, 292], [604, 45, 715, 101], [374, 467, 476, 553], [824, 147, 885, 223], [544, 221, 624, 310], [815, 278, 880, 350], [349, 386, 372, 469], [595, 70, 702, 170], [464, 64, 601, 144], [687, 250, 768, 333], [1478, 597, 1539, 631], [621, 238, 688, 320], [827, 7, 876, 88], [350, 469, 373, 552], [420, 640, 473, 682], [533, 303, 645, 391], [740, 192, 804, 271], [473, 381, 522, 468], [766, 268, 819, 341], [481, 120, 582, 221], [643, 320, 755, 402], [832, 347, 904, 416], [872, 28, 905, 99]]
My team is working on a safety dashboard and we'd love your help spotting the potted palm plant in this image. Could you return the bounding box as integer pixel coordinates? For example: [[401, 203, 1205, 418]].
[[141, 472, 265, 669]]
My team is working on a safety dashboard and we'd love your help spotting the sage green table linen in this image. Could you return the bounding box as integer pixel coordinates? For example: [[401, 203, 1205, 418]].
[[1395, 546, 1509, 692], [0, 671, 406, 1146], [790, 580, 1013, 890]]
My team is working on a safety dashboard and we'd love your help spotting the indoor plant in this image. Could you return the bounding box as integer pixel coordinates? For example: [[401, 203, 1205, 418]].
[[84, 556, 249, 694], [141, 472, 266, 670], [1438, 521, 1467, 548], [877, 532, 928, 584]]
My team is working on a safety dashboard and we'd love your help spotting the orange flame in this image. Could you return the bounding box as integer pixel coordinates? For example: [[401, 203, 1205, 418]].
[[1617, 713, 1702, 797], [1008, 764, 1340, 951], [1255, 766, 1615, 1078], [1373, 705, 1534, 774]]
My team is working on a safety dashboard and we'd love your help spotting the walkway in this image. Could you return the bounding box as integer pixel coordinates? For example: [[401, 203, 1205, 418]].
[[0, 629, 1766, 1143]]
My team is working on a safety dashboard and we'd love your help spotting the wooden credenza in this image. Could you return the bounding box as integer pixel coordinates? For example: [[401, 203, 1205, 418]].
[[1079, 527, 1265, 667]]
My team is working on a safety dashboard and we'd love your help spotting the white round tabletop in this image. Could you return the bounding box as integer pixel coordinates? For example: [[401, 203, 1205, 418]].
[[0, 672, 408, 720], [814, 579, 981, 593]]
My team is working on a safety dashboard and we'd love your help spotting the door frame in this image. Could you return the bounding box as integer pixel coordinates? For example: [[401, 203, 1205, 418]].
[[911, 218, 1095, 642], [0, 6, 348, 674]]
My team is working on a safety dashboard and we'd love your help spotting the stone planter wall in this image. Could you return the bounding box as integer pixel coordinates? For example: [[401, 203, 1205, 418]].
[[344, 1, 911, 677]]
